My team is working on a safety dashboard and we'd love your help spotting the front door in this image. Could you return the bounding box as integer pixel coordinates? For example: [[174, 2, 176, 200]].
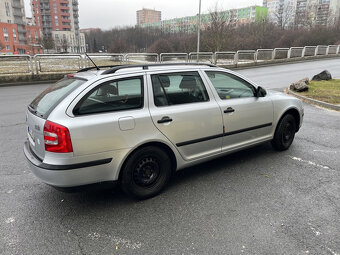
[[203, 71, 273, 152]]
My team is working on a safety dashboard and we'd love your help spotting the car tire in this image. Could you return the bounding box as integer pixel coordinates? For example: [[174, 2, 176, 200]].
[[121, 146, 172, 199], [272, 114, 296, 151]]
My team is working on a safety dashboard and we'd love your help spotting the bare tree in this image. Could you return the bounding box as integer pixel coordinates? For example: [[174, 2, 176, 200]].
[[274, 1, 296, 29], [61, 38, 69, 53], [40, 36, 55, 53], [202, 4, 232, 52]]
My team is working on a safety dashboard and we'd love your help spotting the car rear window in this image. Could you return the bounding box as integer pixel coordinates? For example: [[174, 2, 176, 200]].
[[29, 78, 86, 119]]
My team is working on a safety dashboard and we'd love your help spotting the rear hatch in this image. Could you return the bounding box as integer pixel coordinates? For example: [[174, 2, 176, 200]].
[[27, 77, 86, 160]]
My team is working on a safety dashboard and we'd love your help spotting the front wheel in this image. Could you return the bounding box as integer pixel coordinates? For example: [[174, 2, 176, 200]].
[[272, 114, 296, 151], [121, 146, 172, 199]]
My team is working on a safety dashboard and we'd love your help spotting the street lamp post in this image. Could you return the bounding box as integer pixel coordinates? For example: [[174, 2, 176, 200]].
[[197, 0, 201, 62]]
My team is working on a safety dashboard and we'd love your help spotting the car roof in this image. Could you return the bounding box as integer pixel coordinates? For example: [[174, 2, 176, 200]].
[[73, 63, 224, 80]]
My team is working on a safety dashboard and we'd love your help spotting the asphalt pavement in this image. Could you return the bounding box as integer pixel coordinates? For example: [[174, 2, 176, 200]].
[[0, 59, 339, 255]]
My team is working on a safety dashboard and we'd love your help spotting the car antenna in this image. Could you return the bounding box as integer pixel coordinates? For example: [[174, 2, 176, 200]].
[[85, 52, 100, 71]]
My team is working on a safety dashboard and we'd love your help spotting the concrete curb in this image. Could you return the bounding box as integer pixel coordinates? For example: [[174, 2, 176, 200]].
[[286, 88, 340, 111]]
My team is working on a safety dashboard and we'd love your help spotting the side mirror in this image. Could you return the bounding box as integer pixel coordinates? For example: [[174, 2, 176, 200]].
[[257, 86, 267, 97]]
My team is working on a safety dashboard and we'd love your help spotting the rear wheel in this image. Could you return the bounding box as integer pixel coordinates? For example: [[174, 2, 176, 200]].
[[272, 114, 296, 151], [121, 146, 171, 199]]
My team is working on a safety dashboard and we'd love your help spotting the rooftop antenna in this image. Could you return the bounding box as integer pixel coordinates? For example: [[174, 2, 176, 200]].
[[85, 52, 100, 70]]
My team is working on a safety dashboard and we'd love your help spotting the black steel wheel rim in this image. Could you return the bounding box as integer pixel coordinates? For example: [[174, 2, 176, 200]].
[[282, 121, 294, 144], [133, 156, 160, 187]]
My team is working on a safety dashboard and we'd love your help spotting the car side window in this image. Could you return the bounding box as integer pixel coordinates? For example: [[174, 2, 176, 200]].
[[205, 71, 255, 100], [74, 76, 143, 115], [151, 71, 209, 107]]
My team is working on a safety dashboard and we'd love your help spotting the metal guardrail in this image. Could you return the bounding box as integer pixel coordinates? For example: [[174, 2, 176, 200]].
[[215, 51, 237, 65], [0, 55, 33, 75], [84, 53, 124, 67], [256, 49, 274, 61], [316, 45, 328, 55], [273, 48, 289, 59], [327, 45, 338, 55], [125, 53, 159, 64], [288, 47, 304, 58], [188, 52, 214, 63], [0, 45, 339, 76], [33, 54, 83, 74], [236, 50, 256, 63], [303, 46, 317, 57], [160, 53, 188, 63]]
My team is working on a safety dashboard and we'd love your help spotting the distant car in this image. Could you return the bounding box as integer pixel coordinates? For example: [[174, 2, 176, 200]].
[[24, 63, 304, 199]]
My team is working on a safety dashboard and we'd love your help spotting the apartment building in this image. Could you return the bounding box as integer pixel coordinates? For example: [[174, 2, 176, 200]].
[[265, 0, 340, 27], [137, 8, 161, 25], [263, 0, 297, 27], [31, 0, 85, 53], [139, 6, 268, 33], [0, 0, 42, 54]]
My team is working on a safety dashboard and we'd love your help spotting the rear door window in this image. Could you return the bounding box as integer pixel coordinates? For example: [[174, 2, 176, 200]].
[[74, 76, 143, 115], [151, 72, 209, 107], [29, 78, 86, 119]]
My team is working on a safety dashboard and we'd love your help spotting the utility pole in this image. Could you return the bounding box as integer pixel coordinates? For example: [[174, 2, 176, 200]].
[[197, 0, 202, 62]]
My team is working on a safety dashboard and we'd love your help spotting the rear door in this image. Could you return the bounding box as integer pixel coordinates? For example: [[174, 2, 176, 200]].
[[203, 70, 273, 151], [148, 71, 223, 161], [27, 78, 86, 159]]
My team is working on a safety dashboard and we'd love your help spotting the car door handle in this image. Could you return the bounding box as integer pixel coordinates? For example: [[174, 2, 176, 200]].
[[224, 107, 235, 113], [157, 116, 173, 124]]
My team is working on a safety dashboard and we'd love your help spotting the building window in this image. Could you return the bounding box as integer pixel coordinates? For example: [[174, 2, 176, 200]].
[[55, 16, 59, 26], [6, 45, 10, 50], [53, 3, 57, 13], [34, 31, 38, 41], [3, 28, 9, 42], [5, 2, 10, 17], [13, 28, 17, 41]]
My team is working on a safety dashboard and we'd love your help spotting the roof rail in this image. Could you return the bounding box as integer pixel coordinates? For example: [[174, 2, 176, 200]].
[[77, 65, 122, 73], [101, 62, 217, 75]]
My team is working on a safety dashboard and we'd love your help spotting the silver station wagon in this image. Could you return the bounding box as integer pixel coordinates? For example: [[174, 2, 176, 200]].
[[24, 63, 304, 199]]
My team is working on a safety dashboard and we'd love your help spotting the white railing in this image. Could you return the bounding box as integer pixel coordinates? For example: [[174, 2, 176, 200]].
[[0, 54, 33, 75], [215, 51, 237, 65], [0, 45, 339, 76], [236, 50, 256, 63], [160, 53, 188, 63], [33, 54, 83, 74], [125, 53, 159, 64], [188, 52, 214, 63], [256, 49, 274, 61], [288, 47, 304, 58], [84, 53, 124, 68]]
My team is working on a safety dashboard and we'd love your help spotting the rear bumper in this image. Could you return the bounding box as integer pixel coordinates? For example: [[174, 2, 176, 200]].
[[23, 141, 115, 187]]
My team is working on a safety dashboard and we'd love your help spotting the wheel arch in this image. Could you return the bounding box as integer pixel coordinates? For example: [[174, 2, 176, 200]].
[[117, 141, 178, 182], [277, 107, 301, 132]]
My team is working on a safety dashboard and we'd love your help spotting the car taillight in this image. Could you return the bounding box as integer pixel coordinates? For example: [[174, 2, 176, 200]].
[[43, 121, 73, 153]]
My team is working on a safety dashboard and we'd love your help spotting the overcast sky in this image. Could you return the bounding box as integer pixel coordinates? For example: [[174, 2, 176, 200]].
[[24, 0, 263, 30]]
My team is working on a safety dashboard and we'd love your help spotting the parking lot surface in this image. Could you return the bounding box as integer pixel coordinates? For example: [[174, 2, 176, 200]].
[[1, 59, 339, 254]]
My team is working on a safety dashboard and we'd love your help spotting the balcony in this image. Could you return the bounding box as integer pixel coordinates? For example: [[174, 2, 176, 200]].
[[11, 1, 23, 9]]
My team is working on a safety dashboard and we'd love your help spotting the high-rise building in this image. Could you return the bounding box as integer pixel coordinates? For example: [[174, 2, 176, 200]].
[[136, 8, 161, 25], [265, 0, 340, 27], [31, 0, 85, 53], [139, 6, 268, 33], [263, 0, 297, 28], [0, 0, 42, 54]]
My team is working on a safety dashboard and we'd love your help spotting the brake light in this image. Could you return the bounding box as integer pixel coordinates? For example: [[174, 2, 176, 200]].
[[43, 121, 73, 153]]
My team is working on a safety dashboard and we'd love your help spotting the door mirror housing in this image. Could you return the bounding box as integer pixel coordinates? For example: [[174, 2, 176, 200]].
[[256, 86, 267, 97]]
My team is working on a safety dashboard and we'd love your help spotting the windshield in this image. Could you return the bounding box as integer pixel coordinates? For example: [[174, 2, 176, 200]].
[[29, 78, 86, 119]]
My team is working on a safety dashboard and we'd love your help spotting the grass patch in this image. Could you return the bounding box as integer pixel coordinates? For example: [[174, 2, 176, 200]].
[[298, 79, 340, 104]]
